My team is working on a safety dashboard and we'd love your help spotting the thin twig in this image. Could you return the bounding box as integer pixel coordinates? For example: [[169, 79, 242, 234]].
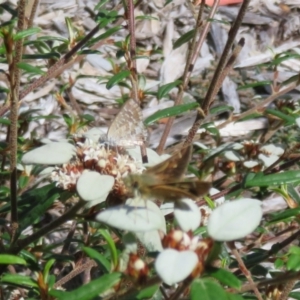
[[124, 0, 148, 163], [279, 277, 298, 300], [9, 0, 27, 241], [0, 31, 112, 119], [210, 38, 245, 105], [169, 278, 193, 300], [217, 74, 300, 130], [126, 0, 138, 102], [27, 0, 40, 29], [183, 0, 251, 147], [228, 271, 300, 294], [156, 0, 219, 154], [228, 242, 263, 300], [53, 258, 97, 288], [9, 200, 86, 255]]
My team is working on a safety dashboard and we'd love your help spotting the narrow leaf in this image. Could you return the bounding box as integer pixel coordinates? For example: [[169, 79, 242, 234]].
[[209, 105, 234, 116], [83, 247, 110, 272], [13, 27, 41, 40], [17, 62, 45, 75], [106, 70, 130, 89], [145, 102, 198, 125], [1, 274, 38, 288], [173, 29, 195, 49], [49, 273, 121, 300], [208, 267, 241, 289], [99, 229, 118, 269], [157, 80, 181, 99], [22, 53, 60, 59], [0, 254, 26, 265], [89, 26, 121, 45], [191, 278, 227, 300], [245, 171, 300, 187]]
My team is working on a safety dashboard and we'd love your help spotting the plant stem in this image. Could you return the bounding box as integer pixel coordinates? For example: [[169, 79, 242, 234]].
[[183, 0, 251, 147], [9, 200, 86, 255], [9, 0, 27, 241], [156, 0, 219, 154]]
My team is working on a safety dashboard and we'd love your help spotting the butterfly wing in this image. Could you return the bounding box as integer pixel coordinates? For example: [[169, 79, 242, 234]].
[[107, 99, 148, 147], [149, 181, 211, 201], [144, 145, 192, 184]]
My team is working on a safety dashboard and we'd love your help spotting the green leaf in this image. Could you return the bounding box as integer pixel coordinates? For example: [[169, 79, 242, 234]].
[[274, 258, 284, 269], [157, 80, 181, 99], [83, 247, 110, 272], [135, 284, 160, 299], [65, 17, 75, 44], [0, 3, 18, 17], [20, 250, 38, 265], [0, 86, 9, 93], [1, 274, 38, 288], [173, 29, 195, 49], [271, 53, 300, 66], [208, 267, 241, 289], [145, 102, 198, 125], [18, 175, 29, 189], [287, 254, 300, 271], [106, 70, 130, 89], [289, 246, 300, 255], [81, 114, 95, 122], [237, 81, 272, 90], [22, 53, 60, 59], [13, 27, 41, 40], [287, 184, 300, 205], [265, 108, 295, 124], [38, 35, 68, 43], [16, 184, 62, 235], [0, 254, 26, 265], [95, 0, 110, 10], [43, 259, 56, 284], [49, 273, 121, 300], [191, 278, 227, 300], [96, 10, 118, 28], [209, 105, 234, 116], [89, 26, 122, 46], [136, 15, 159, 21], [267, 207, 300, 224], [17, 62, 45, 75], [0, 118, 10, 125], [63, 114, 73, 127], [99, 229, 118, 269], [245, 171, 300, 187], [289, 292, 300, 300]]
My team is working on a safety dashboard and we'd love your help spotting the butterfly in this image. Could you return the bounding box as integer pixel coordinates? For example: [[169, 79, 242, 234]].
[[104, 99, 148, 147], [124, 145, 211, 202]]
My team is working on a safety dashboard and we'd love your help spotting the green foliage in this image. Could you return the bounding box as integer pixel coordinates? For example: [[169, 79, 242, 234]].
[[145, 102, 199, 125], [0, 0, 300, 299], [49, 273, 122, 300]]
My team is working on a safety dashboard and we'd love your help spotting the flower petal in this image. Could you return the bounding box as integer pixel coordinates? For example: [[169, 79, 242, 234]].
[[155, 249, 198, 285], [22, 142, 75, 165], [95, 198, 165, 232], [207, 198, 263, 241], [174, 199, 201, 232], [160, 202, 174, 216], [83, 127, 106, 142], [77, 171, 114, 205], [135, 230, 163, 252]]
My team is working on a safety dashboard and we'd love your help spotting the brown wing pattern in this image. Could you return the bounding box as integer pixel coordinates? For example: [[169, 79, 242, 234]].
[[144, 145, 192, 183], [150, 181, 211, 201], [107, 99, 148, 147]]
